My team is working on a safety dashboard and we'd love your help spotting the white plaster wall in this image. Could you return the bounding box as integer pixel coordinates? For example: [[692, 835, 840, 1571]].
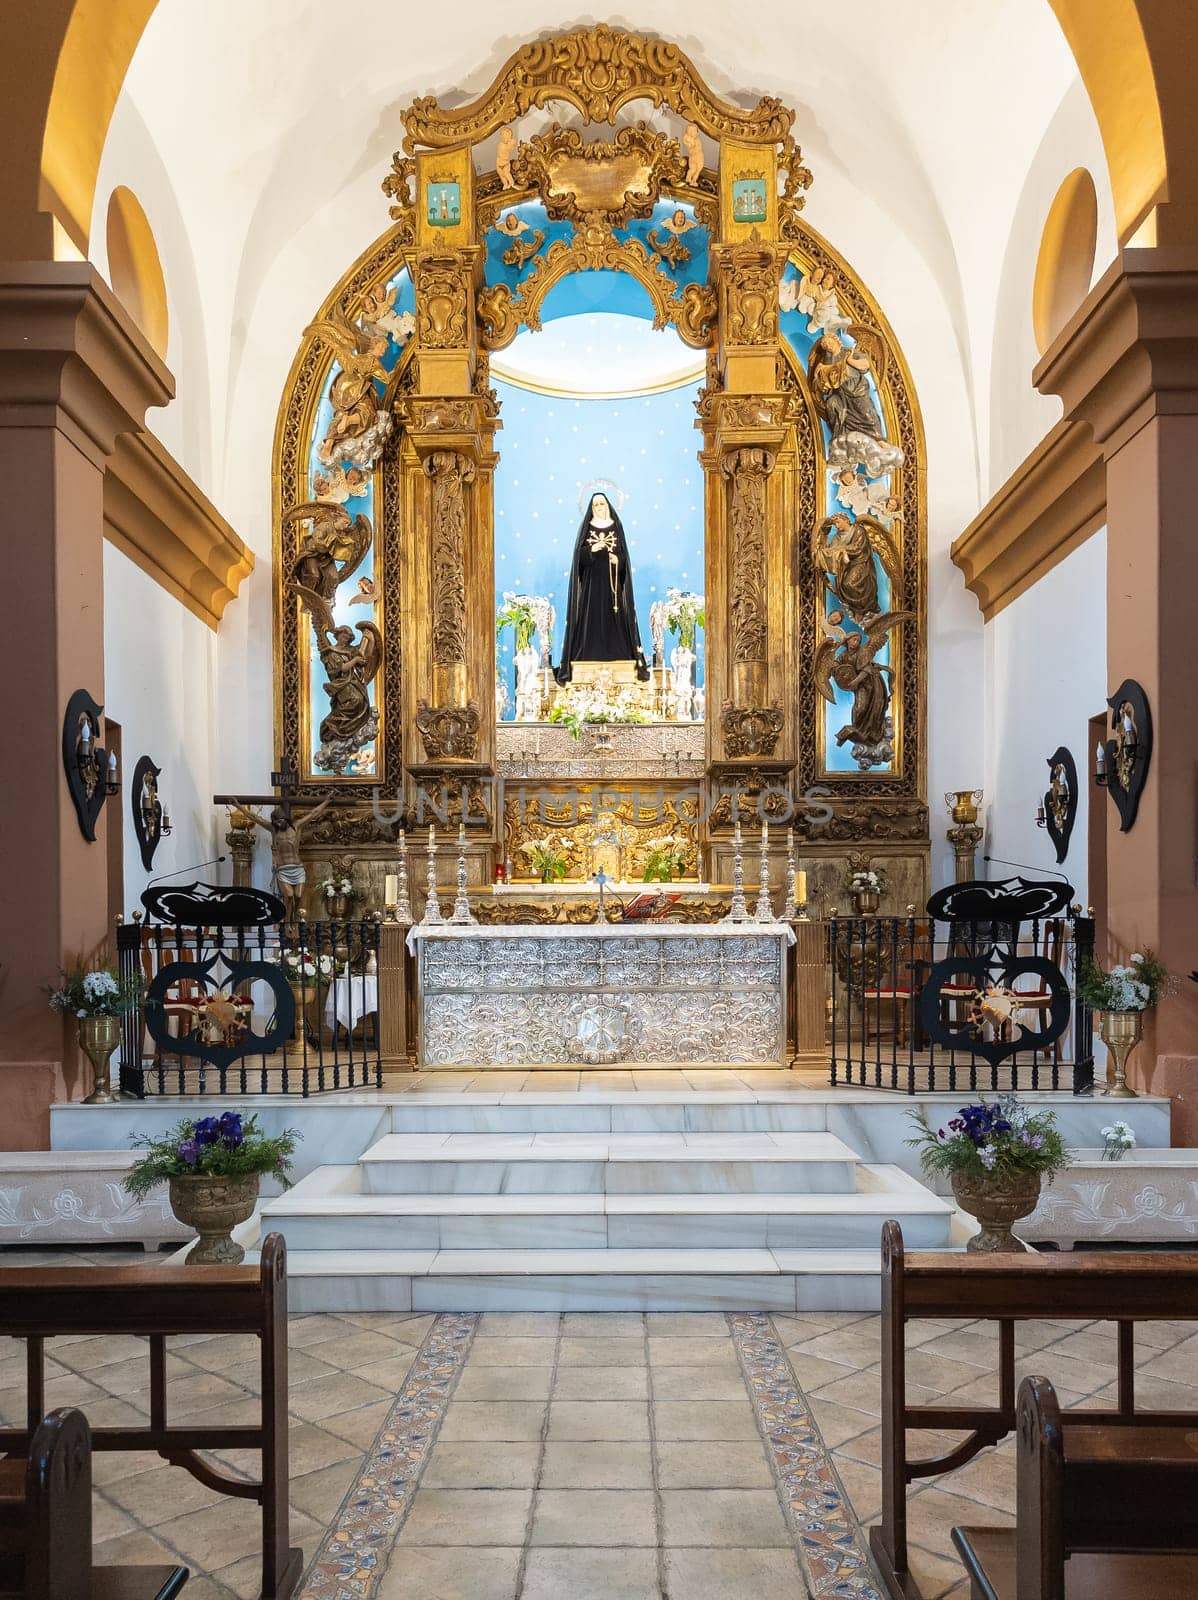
[[983, 530, 1106, 904], [103, 545, 222, 913]]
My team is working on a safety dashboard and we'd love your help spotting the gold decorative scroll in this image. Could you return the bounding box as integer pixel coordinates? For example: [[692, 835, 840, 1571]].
[[722, 446, 773, 664], [425, 450, 475, 666], [415, 254, 471, 348], [509, 123, 686, 228], [718, 233, 784, 346], [399, 25, 794, 152]]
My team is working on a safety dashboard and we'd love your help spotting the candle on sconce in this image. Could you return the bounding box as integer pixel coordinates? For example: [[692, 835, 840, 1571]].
[[1095, 741, 1106, 774], [79, 721, 91, 753]]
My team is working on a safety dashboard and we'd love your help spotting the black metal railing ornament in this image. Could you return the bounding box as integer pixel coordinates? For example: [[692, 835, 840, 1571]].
[[117, 881, 382, 1097], [829, 876, 1093, 1094]]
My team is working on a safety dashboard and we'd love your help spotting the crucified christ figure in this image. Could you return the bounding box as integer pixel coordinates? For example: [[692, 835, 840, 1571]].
[[238, 797, 333, 925]]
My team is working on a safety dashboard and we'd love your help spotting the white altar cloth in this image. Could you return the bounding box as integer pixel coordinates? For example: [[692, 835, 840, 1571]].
[[324, 975, 378, 1034], [406, 922, 793, 1068]]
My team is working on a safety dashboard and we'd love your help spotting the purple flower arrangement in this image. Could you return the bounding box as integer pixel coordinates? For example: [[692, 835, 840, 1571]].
[[123, 1111, 300, 1201], [909, 1095, 1068, 1184]]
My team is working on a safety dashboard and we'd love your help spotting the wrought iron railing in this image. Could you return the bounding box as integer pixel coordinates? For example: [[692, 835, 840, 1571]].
[[828, 913, 1095, 1093], [116, 917, 382, 1097]]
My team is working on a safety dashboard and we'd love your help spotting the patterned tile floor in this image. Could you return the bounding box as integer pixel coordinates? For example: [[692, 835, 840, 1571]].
[[1, 1246, 1196, 1599]]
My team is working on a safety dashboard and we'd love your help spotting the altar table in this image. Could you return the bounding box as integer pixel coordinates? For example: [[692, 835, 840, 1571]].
[[406, 922, 793, 1068]]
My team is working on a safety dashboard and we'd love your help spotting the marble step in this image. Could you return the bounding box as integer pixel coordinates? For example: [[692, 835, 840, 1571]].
[[277, 1245, 889, 1314], [263, 1162, 952, 1250], [357, 1131, 861, 1195], [389, 1095, 830, 1135]]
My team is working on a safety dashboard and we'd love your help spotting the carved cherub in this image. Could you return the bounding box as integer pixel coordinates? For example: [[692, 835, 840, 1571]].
[[360, 283, 415, 347], [496, 126, 517, 188], [648, 205, 699, 269], [284, 501, 373, 634], [683, 123, 704, 185]]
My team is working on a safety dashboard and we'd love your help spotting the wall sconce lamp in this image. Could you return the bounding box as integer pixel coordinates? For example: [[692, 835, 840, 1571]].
[[132, 755, 172, 871], [62, 689, 119, 841], [1094, 678, 1152, 831], [1036, 747, 1077, 863]]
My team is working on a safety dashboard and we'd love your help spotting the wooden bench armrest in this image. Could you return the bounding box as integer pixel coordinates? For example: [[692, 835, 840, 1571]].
[[91, 1568, 190, 1600]]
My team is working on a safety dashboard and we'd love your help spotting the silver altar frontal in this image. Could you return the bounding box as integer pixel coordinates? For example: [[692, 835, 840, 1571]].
[[406, 923, 795, 1068]]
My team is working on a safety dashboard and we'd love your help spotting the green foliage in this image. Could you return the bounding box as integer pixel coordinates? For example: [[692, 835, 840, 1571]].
[[1076, 949, 1166, 1011], [907, 1097, 1069, 1184], [548, 703, 650, 740], [123, 1112, 300, 1201], [643, 835, 690, 883], [520, 839, 569, 883], [495, 595, 538, 653]]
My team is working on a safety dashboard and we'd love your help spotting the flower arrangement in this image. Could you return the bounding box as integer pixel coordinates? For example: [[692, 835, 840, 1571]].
[[643, 834, 691, 883], [123, 1112, 300, 1201], [548, 701, 650, 739], [664, 588, 706, 651], [496, 592, 539, 654], [1100, 1120, 1137, 1162], [280, 949, 336, 983], [908, 1097, 1069, 1183], [844, 865, 887, 896], [321, 873, 353, 896], [520, 838, 569, 883], [1077, 949, 1167, 1012], [49, 963, 141, 1019]]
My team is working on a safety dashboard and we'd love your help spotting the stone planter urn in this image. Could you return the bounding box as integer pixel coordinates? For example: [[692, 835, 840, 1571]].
[[79, 1014, 121, 1105], [1096, 1008, 1143, 1098], [952, 1168, 1042, 1252], [168, 1173, 259, 1264]]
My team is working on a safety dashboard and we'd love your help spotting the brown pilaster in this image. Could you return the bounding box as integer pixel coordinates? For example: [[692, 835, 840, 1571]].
[[0, 263, 172, 1139], [1035, 248, 1198, 1133]]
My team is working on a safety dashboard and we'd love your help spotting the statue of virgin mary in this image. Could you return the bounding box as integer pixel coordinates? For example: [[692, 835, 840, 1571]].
[[555, 490, 650, 684]]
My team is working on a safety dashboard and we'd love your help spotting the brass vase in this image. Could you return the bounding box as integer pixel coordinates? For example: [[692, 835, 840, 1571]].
[[952, 1169, 1042, 1252], [78, 1014, 120, 1105], [1097, 1008, 1143, 1098], [852, 889, 881, 916], [168, 1173, 259, 1264]]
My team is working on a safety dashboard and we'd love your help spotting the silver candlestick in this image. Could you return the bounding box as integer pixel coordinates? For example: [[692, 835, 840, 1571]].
[[450, 823, 477, 924], [722, 821, 751, 923], [786, 828, 796, 918], [422, 826, 444, 925], [395, 829, 413, 924], [754, 819, 775, 923]]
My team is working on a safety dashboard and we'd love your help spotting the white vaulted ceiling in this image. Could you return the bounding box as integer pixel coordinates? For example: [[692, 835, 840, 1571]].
[[91, 1, 1116, 545]]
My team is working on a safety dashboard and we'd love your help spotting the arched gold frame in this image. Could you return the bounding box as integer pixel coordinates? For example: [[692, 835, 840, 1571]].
[[272, 25, 926, 855]]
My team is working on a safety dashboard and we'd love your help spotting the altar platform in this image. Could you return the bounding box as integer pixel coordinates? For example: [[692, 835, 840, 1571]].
[[48, 1076, 1172, 1313]]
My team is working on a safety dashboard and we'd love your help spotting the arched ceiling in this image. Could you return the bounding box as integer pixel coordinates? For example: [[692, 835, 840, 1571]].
[[89, 2, 1113, 529]]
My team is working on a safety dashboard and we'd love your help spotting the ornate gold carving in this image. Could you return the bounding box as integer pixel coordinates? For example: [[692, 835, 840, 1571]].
[[501, 229, 545, 269], [509, 122, 686, 228], [720, 705, 785, 759], [793, 798, 929, 843], [424, 449, 475, 667], [716, 232, 783, 346], [415, 254, 471, 348], [502, 788, 699, 882], [722, 447, 774, 664], [381, 153, 416, 221], [401, 397, 482, 433], [399, 25, 794, 151], [777, 137, 815, 240], [476, 282, 520, 352], [708, 774, 793, 828], [415, 700, 482, 761], [715, 394, 795, 430], [508, 222, 717, 351]]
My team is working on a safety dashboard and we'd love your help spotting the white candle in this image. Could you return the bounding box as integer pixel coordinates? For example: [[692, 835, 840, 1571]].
[[399, 828, 407, 851], [761, 818, 768, 847], [428, 824, 436, 849], [458, 822, 466, 847], [1095, 741, 1106, 773], [384, 873, 399, 905]]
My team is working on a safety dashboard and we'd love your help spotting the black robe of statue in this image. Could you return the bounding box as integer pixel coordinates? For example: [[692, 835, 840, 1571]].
[[555, 500, 650, 684]]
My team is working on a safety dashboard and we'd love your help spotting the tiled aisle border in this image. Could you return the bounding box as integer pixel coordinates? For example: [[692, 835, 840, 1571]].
[[729, 1311, 885, 1600], [297, 1312, 479, 1599]]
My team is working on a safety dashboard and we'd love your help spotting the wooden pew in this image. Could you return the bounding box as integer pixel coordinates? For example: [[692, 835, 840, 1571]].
[[0, 1233, 300, 1600], [0, 1407, 188, 1599], [872, 1219, 1198, 1599], [952, 1375, 1198, 1598]]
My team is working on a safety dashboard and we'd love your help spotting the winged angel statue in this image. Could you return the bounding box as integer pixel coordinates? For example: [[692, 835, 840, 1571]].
[[814, 607, 913, 771], [305, 306, 394, 470], [807, 324, 905, 478], [284, 501, 382, 773]]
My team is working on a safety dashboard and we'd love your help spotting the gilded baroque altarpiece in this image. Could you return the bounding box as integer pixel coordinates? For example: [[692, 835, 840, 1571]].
[[270, 27, 929, 918]]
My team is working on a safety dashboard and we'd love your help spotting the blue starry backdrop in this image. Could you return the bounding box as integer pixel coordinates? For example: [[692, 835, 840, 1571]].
[[492, 374, 705, 715]]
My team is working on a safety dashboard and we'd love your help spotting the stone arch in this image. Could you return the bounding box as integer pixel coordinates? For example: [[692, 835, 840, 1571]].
[[105, 184, 169, 357]]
